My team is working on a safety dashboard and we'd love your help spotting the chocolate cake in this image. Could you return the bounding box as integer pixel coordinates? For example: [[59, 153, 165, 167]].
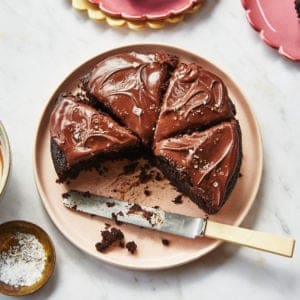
[[296, 0, 300, 17], [154, 63, 235, 143], [83, 51, 178, 144], [50, 51, 242, 214], [154, 120, 241, 214], [50, 94, 139, 182]]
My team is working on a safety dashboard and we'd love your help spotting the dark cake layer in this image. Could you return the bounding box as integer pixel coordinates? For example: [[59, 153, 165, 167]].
[[154, 120, 242, 213], [154, 63, 235, 143], [84, 51, 178, 144]]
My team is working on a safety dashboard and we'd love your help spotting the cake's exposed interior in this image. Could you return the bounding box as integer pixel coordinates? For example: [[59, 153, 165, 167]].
[[50, 51, 242, 214]]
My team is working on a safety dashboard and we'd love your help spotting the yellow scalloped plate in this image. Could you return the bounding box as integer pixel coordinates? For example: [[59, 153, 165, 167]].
[[71, 0, 202, 30]]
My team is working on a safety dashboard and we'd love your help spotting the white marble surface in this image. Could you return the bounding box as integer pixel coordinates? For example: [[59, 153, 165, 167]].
[[0, 0, 299, 299]]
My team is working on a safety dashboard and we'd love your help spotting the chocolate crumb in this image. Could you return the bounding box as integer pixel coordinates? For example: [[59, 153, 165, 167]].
[[239, 173, 243, 178], [138, 164, 154, 183], [95, 227, 124, 253], [126, 241, 137, 254], [172, 195, 183, 204], [112, 213, 123, 225], [72, 205, 77, 210], [82, 191, 91, 198], [162, 239, 170, 246], [62, 192, 70, 199], [144, 189, 152, 196], [155, 172, 164, 181], [106, 202, 115, 207], [104, 223, 111, 229], [153, 205, 160, 209], [128, 204, 154, 225], [123, 162, 139, 174]]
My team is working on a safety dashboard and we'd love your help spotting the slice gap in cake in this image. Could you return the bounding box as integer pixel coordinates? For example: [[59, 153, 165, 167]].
[[154, 120, 242, 214], [154, 63, 236, 143], [50, 93, 141, 182], [83, 51, 178, 144]]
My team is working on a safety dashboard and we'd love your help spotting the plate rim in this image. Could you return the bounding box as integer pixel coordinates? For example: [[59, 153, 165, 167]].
[[33, 43, 263, 270], [241, 0, 300, 61]]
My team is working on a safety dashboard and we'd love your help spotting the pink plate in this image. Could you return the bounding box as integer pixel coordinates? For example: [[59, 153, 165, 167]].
[[89, 0, 202, 20], [242, 0, 300, 61], [34, 44, 263, 270]]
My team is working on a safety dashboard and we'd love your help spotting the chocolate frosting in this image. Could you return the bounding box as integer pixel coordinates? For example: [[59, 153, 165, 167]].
[[154, 63, 234, 142], [154, 120, 240, 208], [86, 52, 172, 143], [50, 95, 138, 165]]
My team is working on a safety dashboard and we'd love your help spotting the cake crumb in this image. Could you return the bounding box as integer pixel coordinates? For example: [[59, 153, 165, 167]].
[[106, 202, 115, 207], [95, 227, 124, 253], [144, 189, 152, 197], [123, 162, 139, 174], [112, 213, 123, 225], [162, 239, 170, 246], [62, 192, 70, 199], [172, 195, 183, 204], [126, 241, 137, 254], [104, 223, 111, 229]]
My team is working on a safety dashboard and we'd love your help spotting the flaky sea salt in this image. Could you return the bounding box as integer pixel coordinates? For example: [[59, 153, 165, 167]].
[[132, 106, 142, 116], [0, 232, 46, 288]]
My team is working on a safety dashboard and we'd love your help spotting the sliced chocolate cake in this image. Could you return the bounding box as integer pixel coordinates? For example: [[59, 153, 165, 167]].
[[154, 120, 242, 214], [154, 63, 235, 143], [50, 50, 243, 214], [50, 94, 139, 182], [83, 51, 178, 144]]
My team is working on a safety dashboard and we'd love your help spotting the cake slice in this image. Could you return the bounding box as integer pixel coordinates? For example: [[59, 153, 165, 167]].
[[154, 120, 242, 214], [154, 63, 235, 143], [84, 51, 178, 144], [50, 94, 140, 182]]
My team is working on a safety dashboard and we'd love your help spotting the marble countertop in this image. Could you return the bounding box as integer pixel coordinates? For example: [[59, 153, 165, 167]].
[[0, 0, 299, 299]]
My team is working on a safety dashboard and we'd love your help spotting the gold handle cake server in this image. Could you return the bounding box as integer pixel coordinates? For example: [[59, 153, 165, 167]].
[[63, 190, 295, 257]]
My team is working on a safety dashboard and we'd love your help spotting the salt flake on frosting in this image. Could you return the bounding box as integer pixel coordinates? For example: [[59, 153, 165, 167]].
[[132, 106, 142, 116]]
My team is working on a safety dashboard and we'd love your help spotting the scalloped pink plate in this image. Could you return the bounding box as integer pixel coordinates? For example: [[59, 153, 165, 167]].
[[89, 0, 201, 20], [242, 0, 300, 61]]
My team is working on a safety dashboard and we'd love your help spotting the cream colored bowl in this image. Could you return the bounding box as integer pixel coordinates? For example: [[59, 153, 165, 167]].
[[0, 121, 11, 198]]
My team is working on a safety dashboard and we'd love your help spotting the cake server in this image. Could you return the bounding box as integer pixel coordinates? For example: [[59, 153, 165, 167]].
[[63, 190, 295, 257]]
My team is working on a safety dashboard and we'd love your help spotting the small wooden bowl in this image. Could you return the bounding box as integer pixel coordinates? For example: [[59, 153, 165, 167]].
[[0, 221, 56, 296], [0, 121, 11, 199]]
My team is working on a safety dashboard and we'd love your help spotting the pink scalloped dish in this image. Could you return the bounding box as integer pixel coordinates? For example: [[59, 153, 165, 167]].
[[242, 0, 300, 61], [89, 0, 202, 20]]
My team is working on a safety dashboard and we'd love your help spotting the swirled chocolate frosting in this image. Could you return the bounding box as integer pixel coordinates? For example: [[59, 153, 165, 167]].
[[154, 63, 235, 142], [154, 120, 241, 210], [85, 51, 177, 143], [50, 94, 138, 166]]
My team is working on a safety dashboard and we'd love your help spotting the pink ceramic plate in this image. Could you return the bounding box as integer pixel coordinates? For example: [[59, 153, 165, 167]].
[[242, 0, 300, 61], [89, 0, 202, 20], [34, 44, 263, 270]]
